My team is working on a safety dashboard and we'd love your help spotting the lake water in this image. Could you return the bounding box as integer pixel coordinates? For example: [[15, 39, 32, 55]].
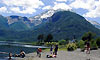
[[0, 41, 47, 60]]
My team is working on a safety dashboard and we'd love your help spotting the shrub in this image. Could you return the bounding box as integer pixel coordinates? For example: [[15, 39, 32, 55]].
[[90, 40, 98, 50], [78, 40, 85, 49], [96, 37, 100, 48], [66, 43, 77, 51], [59, 40, 66, 45], [44, 42, 58, 47]]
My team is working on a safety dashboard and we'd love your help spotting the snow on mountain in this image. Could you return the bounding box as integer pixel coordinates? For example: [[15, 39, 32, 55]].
[[40, 9, 55, 18], [29, 9, 68, 26], [6, 9, 72, 27], [29, 9, 55, 26], [7, 16, 20, 24]]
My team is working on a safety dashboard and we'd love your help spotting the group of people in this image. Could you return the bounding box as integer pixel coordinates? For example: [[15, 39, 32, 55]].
[[8, 50, 25, 60], [47, 44, 58, 58], [36, 44, 58, 58]]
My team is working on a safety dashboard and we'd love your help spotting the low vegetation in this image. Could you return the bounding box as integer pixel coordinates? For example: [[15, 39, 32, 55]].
[[36, 31, 100, 51]]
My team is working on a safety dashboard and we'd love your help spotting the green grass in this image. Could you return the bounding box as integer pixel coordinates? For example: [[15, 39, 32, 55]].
[[43, 45, 67, 52]]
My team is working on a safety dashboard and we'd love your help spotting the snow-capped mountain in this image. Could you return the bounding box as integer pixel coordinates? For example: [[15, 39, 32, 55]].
[[29, 9, 68, 26], [6, 9, 72, 30], [29, 9, 56, 26], [87, 20, 100, 29]]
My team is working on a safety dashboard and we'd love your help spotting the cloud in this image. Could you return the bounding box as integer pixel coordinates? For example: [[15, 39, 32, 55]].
[[0, 7, 7, 13], [70, 0, 96, 11], [42, 5, 52, 10], [83, 1, 100, 18], [56, 0, 67, 2], [10, 7, 36, 14], [53, 2, 72, 10], [0, 0, 100, 18], [70, 0, 100, 18], [1, 0, 44, 14]]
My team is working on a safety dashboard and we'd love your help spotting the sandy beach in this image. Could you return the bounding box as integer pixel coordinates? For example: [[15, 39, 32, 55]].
[[14, 49, 100, 60]]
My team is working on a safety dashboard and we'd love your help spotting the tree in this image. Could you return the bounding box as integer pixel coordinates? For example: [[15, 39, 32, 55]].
[[45, 34, 53, 43], [82, 31, 98, 50], [59, 39, 66, 45], [37, 34, 44, 43], [78, 40, 85, 50], [96, 37, 100, 48], [82, 31, 96, 41], [90, 39, 98, 50]]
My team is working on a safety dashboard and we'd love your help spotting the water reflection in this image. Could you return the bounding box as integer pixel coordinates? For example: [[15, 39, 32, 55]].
[[0, 41, 47, 59]]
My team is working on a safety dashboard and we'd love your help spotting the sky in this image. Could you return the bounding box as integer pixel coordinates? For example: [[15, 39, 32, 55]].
[[0, 0, 100, 23]]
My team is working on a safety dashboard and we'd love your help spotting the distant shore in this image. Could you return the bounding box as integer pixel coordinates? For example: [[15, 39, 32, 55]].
[[14, 49, 100, 60]]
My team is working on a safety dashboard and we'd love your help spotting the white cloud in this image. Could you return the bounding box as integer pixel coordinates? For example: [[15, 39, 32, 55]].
[[53, 3, 72, 10], [2, 0, 44, 8], [83, 1, 100, 18], [1, 0, 44, 14], [56, 0, 67, 2], [70, 0, 96, 11], [0, 7, 7, 13], [10, 7, 36, 14], [42, 5, 52, 10], [70, 0, 100, 18], [10, 7, 20, 13]]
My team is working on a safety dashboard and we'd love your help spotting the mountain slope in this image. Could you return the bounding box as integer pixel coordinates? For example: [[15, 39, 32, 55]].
[[0, 10, 100, 42], [7, 15, 31, 31], [0, 15, 9, 29], [87, 20, 100, 29], [33, 11, 100, 40]]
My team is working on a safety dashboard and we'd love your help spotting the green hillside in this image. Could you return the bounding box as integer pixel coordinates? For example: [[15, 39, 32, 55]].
[[33, 11, 100, 41], [0, 15, 9, 29], [9, 22, 29, 31], [0, 11, 100, 42]]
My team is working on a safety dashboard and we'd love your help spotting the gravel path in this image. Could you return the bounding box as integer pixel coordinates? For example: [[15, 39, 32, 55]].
[[15, 49, 100, 60]]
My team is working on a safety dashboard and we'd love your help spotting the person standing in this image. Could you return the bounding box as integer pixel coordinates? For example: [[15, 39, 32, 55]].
[[85, 41, 90, 60], [38, 48, 42, 58], [54, 44, 58, 55], [86, 41, 90, 54], [37, 48, 39, 57], [50, 45, 53, 54]]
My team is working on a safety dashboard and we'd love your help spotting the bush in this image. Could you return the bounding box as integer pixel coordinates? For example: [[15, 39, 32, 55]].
[[90, 40, 98, 50], [66, 43, 77, 51], [59, 40, 66, 45], [77, 40, 85, 50], [44, 42, 58, 47], [96, 37, 100, 48]]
